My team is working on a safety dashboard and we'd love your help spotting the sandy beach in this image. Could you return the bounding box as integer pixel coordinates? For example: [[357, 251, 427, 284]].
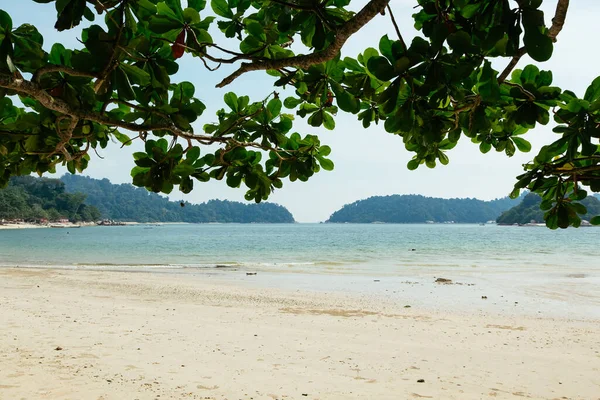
[[1, 267, 598, 400]]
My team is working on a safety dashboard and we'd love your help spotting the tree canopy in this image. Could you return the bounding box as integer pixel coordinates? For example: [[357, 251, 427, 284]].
[[0, 175, 101, 221], [2, 0, 599, 229], [497, 192, 600, 225], [327, 194, 521, 223], [61, 174, 295, 222]]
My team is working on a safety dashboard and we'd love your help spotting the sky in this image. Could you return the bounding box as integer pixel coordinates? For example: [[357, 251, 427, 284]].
[[3, 1, 599, 222]]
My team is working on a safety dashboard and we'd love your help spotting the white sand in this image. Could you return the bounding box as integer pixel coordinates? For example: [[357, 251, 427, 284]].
[[1, 268, 599, 399], [0, 223, 49, 230]]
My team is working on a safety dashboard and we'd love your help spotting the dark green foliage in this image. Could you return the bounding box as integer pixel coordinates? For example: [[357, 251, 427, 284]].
[[327, 194, 521, 224], [0, 1, 597, 228], [0, 175, 101, 221], [497, 192, 600, 225], [61, 174, 295, 223]]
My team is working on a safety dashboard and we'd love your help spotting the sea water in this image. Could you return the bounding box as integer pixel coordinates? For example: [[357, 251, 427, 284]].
[[0, 223, 598, 273], [1, 223, 599, 318]]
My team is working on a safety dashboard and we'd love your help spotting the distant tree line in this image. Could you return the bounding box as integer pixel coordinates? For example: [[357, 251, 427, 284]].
[[496, 193, 600, 225], [0, 176, 101, 222], [326, 194, 522, 223], [61, 175, 295, 223]]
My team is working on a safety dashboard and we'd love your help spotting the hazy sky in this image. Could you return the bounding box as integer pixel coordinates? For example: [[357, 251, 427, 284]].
[[4, 1, 599, 222]]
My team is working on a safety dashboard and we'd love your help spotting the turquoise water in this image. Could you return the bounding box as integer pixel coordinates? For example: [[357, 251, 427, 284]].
[[2, 223, 599, 318], [0, 223, 598, 273]]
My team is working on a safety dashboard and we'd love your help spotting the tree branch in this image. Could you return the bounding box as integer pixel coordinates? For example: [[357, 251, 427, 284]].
[[0, 73, 292, 156], [386, 4, 406, 50], [216, 0, 391, 88], [498, 0, 570, 84], [498, 47, 526, 83], [33, 65, 97, 84], [548, 0, 569, 41]]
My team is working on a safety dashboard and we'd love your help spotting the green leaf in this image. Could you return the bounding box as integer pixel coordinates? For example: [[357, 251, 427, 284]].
[[211, 0, 234, 18], [308, 110, 323, 127], [590, 216, 600, 225], [224, 92, 238, 112], [267, 98, 282, 119], [188, 0, 207, 11], [330, 82, 359, 114], [407, 159, 419, 170], [113, 131, 131, 145], [367, 56, 396, 81], [183, 8, 200, 24], [319, 145, 331, 157], [524, 32, 553, 62], [157, 1, 183, 22], [512, 137, 532, 152], [54, 0, 87, 31], [186, 146, 201, 162], [284, 97, 302, 109], [317, 156, 334, 171], [584, 76, 600, 103], [120, 63, 150, 86], [322, 111, 335, 130], [148, 15, 183, 33], [447, 31, 471, 54], [378, 34, 394, 62], [479, 141, 492, 153], [115, 67, 136, 101]]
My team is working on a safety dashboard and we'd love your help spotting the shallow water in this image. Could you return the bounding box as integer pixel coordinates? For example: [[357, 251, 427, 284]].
[[0, 223, 597, 272], [1, 223, 599, 318]]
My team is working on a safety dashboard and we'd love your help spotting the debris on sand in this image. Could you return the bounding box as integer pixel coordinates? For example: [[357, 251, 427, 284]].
[[435, 278, 452, 284]]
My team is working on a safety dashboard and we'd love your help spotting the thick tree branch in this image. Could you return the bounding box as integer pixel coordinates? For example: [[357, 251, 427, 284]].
[[33, 65, 97, 84], [0, 73, 222, 142], [548, 0, 569, 41], [498, 0, 569, 83], [53, 116, 79, 161], [0, 73, 291, 156], [216, 0, 391, 88]]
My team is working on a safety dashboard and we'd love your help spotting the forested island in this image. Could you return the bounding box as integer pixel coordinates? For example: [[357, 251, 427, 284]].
[[326, 194, 521, 223], [61, 175, 295, 223], [496, 193, 600, 225], [1, 175, 295, 223], [0, 176, 101, 222]]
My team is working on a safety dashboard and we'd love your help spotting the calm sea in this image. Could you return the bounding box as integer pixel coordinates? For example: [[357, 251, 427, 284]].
[[0, 223, 597, 273], [2, 223, 599, 318]]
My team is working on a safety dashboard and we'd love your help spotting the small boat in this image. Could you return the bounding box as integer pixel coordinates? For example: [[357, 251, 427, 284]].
[[50, 224, 80, 228]]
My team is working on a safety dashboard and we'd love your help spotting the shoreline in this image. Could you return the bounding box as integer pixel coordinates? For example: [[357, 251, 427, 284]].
[[1, 267, 599, 399], [3, 263, 599, 321]]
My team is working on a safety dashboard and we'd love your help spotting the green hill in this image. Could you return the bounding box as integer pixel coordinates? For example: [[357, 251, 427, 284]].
[[496, 193, 600, 225], [60, 175, 295, 223], [326, 194, 521, 223], [0, 176, 100, 222]]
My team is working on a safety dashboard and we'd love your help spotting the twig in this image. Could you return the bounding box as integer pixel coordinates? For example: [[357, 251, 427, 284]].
[[498, 47, 526, 84], [387, 4, 406, 50]]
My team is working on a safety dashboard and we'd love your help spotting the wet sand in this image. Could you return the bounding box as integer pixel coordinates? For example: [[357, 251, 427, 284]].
[[1, 267, 599, 399]]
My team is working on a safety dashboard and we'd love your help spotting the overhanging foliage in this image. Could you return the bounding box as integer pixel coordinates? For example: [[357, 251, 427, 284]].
[[1, 0, 599, 229]]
